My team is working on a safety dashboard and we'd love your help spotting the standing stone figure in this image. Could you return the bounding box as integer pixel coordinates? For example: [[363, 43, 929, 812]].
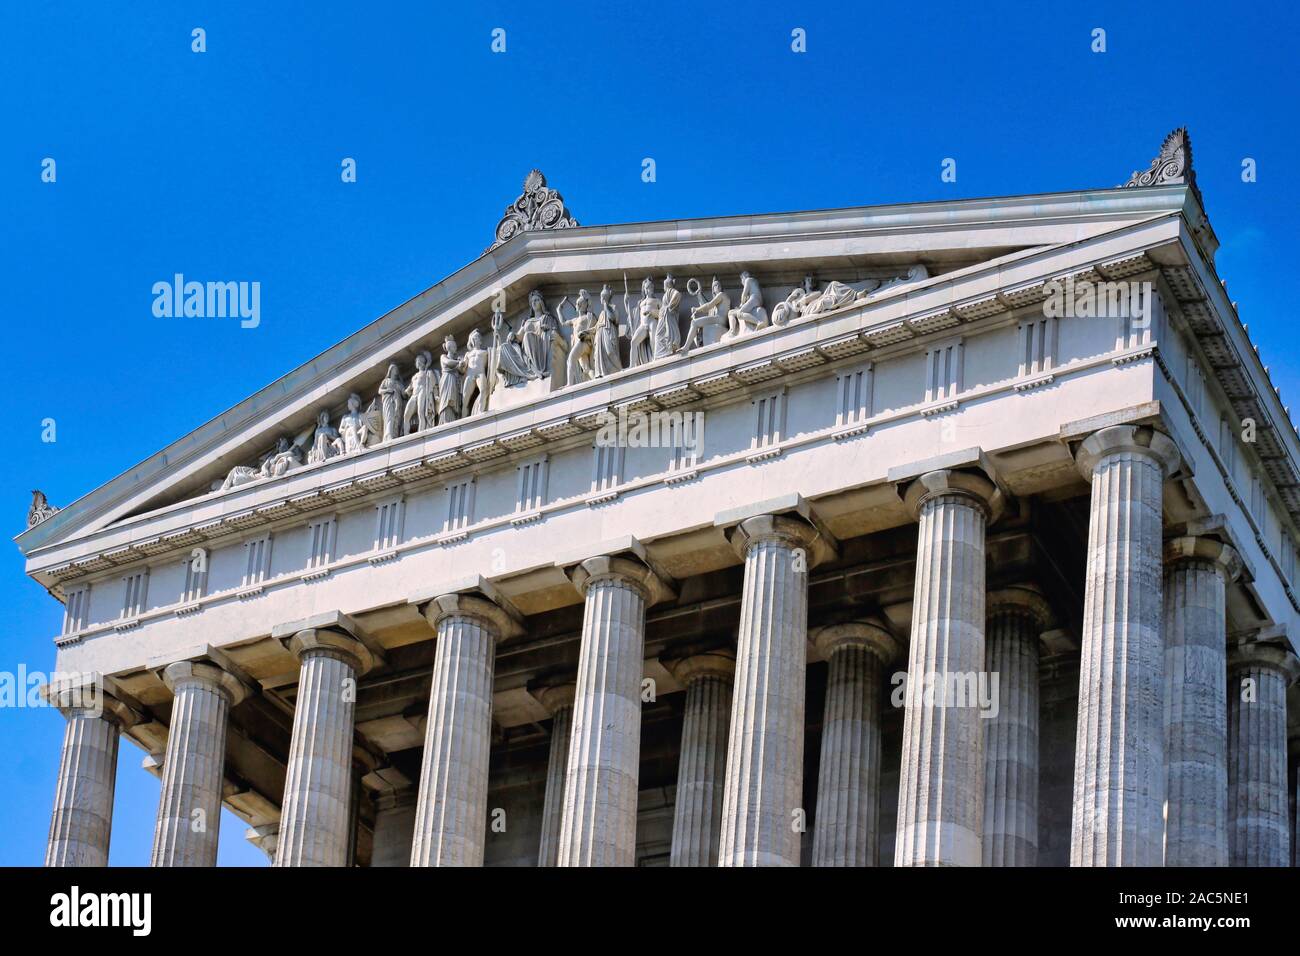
[[402, 351, 437, 436], [461, 328, 492, 416], [592, 284, 623, 378], [726, 271, 768, 340], [377, 363, 404, 442], [680, 276, 730, 353], [558, 290, 596, 384], [652, 274, 683, 359], [520, 290, 557, 380], [437, 335, 464, 425], [627, 276, 657, 367]]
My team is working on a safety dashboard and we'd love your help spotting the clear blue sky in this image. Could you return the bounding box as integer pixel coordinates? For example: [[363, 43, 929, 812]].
[[1, 1, 1295, 866]]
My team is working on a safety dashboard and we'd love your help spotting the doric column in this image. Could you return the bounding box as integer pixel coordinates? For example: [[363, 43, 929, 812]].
[[371, 786, 417, 868], [536, 683, 575, 867], [557, 555, 669, 867], [668, 651, 735, 867], [1164, 536, 1241, 867], [45, 681, 140, 867], [1226, 643, 1300, 866], [1069, 424, 1180, 866], [275, 627, 373, 867], [983, 586, 1051, 867], [151, 661, 249, 867], [895, 469, 1003, 867], [411, 593, 517, 867], [719, 513, 830, 867], [811, 621, 900, 867]]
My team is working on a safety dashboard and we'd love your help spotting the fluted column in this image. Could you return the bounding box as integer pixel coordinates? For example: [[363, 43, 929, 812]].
[[371, 786, 416, 867], [151, 661, 248, 867], [895, 469, 1002, 867], [983, 586, 1051, 867], [1164, 536, 1241, 867], [1069, 425, 1180, 866], [536, 683, 575, 867], [719, 514, 830, 867], [275, 628, 373, 867], [668, 651, 735, 867], [812, 621, 900, 867], [411, 594, 516, 867], [558, 556, 667, 867], [45, 682, 140, 867], [1227, 643, 1299, 866]]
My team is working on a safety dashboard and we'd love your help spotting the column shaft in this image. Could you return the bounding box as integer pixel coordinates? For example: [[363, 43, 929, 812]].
[[1164, 538, 1238, 867], [719, 515, 821, 867], [812, 632, 892, 867], [276, 631, 369, 867], [46, 689, 134, 867], [895, 476, 993, 867], [670, 655, 734, 867], [1069, 426, 1176, 867], [152, 662, 243, 867], [558, 560, 650, 867], [537, 685, 575, 867], [411, 609, 498, 866], [1227, 646, 1297, 866]]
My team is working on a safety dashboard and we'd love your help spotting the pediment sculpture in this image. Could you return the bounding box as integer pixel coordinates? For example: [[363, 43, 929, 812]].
[[488, 170, 579, 251], [214, 265, 931, 497]]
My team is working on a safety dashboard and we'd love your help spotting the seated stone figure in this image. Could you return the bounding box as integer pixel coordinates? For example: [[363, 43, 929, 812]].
[[725, 271, 768, 340]]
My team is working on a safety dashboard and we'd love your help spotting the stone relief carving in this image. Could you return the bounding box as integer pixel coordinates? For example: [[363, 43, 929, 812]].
[[488, 170, 579, 251], [27, 490, 59, 528], [1122, 127, 1196, 192], [209, 265, 931, 497]]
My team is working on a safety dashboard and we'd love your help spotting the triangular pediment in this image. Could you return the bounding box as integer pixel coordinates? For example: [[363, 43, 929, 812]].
[[18, 183, 1197, 565]]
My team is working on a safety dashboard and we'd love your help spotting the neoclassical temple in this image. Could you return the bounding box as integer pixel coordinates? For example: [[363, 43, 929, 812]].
[[22, 132, 1300, 867]]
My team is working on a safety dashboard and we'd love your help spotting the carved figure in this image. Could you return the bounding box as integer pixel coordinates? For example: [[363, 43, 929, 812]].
[[461, 328, 491, 416], [377, 364, 403, 442], [627, 276, 657, 367], [680, 277, 730, 353], [592, 284, 623, 378], [558, 290, 597, 384], [402, 350, 438, 436], [652, 275, 682, 359], [725, 271, 768, 340], [437, 335, 464, 425], [307, 409, 343, 464], [337, 392, 377, 454], [492, 310, 532, 387]]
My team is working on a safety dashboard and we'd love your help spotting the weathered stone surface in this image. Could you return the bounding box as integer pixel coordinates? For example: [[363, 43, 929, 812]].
[[276, 629, 372, 867], [983, 586, 1050, 867], [811, 622, 898, 867], [536, 683, 575, 867], [1069, 425, 1179, 867], [668, 652, 734, 867], [371, 787, 416, 868], [1226, 643, 1299, 867], [1164, 537, 1240, 867], [152, 661, 247, 867], [895, 470, 999, 867]]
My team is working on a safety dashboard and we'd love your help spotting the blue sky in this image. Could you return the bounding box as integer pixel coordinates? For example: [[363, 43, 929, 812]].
[[1, 1, 1295, 866]]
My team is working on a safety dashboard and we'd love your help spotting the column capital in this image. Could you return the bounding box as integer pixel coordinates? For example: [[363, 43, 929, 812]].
[[161, 659, 251, 707], [1075, 424, 1181, 480], [667, 650, 736, 685], [568, 554, 674, 604], [902, 468, 1005, 523], [811, 620, 901, 663], [726, 513, 835, 567], [1227, 642, 1300, 685], [421, 592, 523, 640], [1164, 535, 1243, 582], [43, 676, 143, 728], [987, 584, 1054, 629], [288, 627, 375, 677], [535, 681, 577, 714]]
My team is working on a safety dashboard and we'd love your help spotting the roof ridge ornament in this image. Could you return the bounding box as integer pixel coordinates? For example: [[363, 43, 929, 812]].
[[488, 170, 579, 252], [1121, 127, 1198, 194], [27, 489, 59, 528]]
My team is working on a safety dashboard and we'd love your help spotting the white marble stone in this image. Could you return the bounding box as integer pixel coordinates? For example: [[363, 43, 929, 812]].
[[45, 687, 139, 867], [1226, 643, 1299, 867], [371, 787, 416, 868], [895, 469, 1002, 867], [1069, 425, 1179, 867], [411, 594, 514, 867], [719, 515, 824, 867], [983, 586, 1050, 867], [668, 652, 734, 867], [536, 683, 575, 867], [811, 622, 899, 867], [275, 628, 373, 867], [1164, 537, 1240, 867], [151, 661, 248, 867]]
